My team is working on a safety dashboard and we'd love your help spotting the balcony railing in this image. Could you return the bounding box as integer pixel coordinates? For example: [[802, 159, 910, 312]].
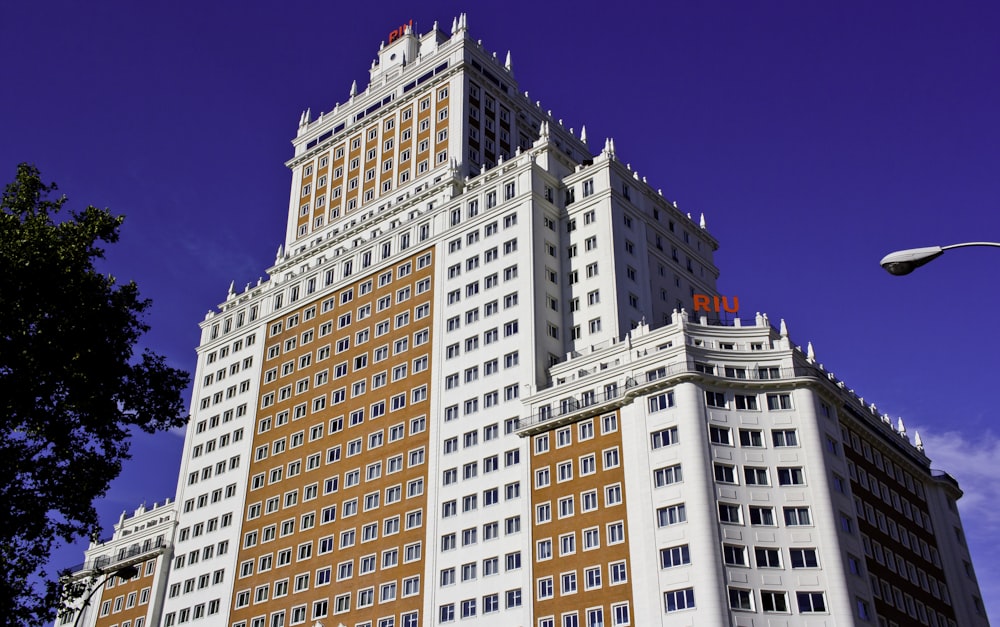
[[63, 536, 167, 578], [517, 360, 818, 433]]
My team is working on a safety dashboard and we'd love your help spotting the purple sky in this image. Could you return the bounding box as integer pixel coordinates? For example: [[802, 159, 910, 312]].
[[3, 1, 998, 620]]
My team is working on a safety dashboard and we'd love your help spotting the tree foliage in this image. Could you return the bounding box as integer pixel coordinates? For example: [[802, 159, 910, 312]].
[[0, 164, 188, 625]]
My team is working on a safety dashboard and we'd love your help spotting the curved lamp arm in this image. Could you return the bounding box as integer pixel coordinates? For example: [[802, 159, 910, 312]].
[[72, 565, 140, 627], [880, 242, 1000, 276]]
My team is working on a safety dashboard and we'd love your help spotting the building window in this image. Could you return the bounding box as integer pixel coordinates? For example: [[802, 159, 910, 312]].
[[664, 588, 695, 612]]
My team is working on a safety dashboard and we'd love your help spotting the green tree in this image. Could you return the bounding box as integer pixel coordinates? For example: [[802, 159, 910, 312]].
[[0, 164, 188, 626]]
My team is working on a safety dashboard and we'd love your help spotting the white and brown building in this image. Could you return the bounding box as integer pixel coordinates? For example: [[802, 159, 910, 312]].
[[62, 14, 989, 627]]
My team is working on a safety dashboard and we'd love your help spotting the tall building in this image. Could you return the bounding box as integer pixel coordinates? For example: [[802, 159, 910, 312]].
[[59, 14, 988, 627]]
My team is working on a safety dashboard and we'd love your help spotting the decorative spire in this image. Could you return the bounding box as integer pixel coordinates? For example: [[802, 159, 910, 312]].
[[914, 431, 924, 451], [227, 281, 235, 298], [451, 16, 458, 34], [504, 50, 512, 71], [897, 417, 906, 437], [349, 81, 357, 98], [779, 318, 788, 337], [806, 341, 815, 361], [699, 213, 706, 229], [580, 125, 587, 144], [275, 245, 284, 263]]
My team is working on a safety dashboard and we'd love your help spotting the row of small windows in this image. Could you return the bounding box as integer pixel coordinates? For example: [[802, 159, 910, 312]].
[[843, 425, 926, 499], [848, 459, 935, 536], [535, 522, 626, 563], [711, 463, 805, 486], [182, 483, 239, 514], [654, 500, 829, 530], [186, 455, 241, 485], [161, 597, 223, 626], [191, 426, 244, 458], [439, 517, 522, 558], [705, 390, 792, 410], [439, 552, 523, 586], [177, 514, 233, 546], [94, 585, 153, 619], [167, 570, 226, 598], [532, 414, 618, 455], [198, 380, 253, 411], [652, 587, 833, 615], [207, 313, 259, 344], [437, 588, 522, 622], [660, 542, 821, 570], [534, 603, 630, 627], [233, 601, 417, 627], [534, 451, 621, 488], [445, 196, 518, 232], [202, 356, 254, 387], [869, 569, 956, 626]]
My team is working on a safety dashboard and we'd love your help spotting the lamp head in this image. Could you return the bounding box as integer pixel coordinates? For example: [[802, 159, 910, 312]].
[[879, 246, 944, 276], [113, 565, 140, 581]]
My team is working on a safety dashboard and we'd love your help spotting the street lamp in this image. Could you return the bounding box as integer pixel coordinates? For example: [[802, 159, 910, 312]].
[[880, 242, 1000, 276], [70, 564, 140, 627]]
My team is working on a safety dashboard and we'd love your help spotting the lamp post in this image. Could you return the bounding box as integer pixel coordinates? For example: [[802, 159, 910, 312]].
[[71, 564, 140, 627], [880, 242, 1000, 276]]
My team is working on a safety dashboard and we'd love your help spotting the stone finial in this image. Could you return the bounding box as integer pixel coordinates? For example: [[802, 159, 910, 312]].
[[227, 281, 235, 298], [451, 16, 458, 33], [806, 341, 815, 361], [914, 431, 924, 451], [779, 319, 788, 337], [504, 50, 512, 71], [897, 417, 906, 437], [580, 125, 587, 144], [699, 213, 706, 229], [275, 245, 284, 262], [349, 81, 357, 98]]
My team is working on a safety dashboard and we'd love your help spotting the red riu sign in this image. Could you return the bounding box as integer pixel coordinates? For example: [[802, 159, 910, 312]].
[[693, 294, 739, 313], [388, 20, 414, 43]]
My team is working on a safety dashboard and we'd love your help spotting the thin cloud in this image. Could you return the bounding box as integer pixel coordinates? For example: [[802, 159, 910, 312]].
[[916, 427, 1000, 622]]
